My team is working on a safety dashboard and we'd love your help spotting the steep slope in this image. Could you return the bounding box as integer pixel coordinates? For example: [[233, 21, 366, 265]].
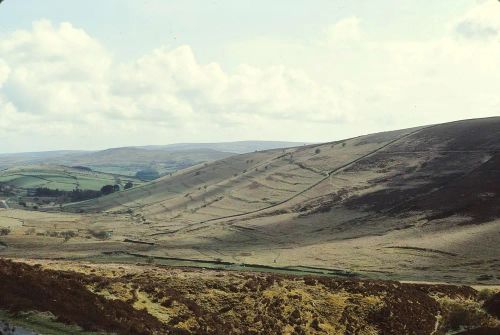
[[68, 126, 420, 216], [76, 117, 500, 228], [3, 117, 500, 283]]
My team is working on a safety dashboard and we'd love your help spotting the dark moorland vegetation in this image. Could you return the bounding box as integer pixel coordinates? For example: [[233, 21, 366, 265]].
[[33, 185, 122, 202]]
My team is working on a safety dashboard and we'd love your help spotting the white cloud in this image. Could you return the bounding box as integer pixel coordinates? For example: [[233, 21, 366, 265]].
[[1, 0, 500, 151], [0, 60, 9, 88], [326, 17, 362, 42]]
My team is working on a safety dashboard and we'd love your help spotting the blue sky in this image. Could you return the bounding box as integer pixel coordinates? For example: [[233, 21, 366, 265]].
[[0, 0, 499, 152]]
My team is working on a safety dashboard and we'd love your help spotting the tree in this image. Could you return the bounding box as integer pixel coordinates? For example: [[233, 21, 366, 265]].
[[135, 168, 160, 181], [100, 184, 115, 195], [124, 181, 133, 190], [113, 184, 120, 192]]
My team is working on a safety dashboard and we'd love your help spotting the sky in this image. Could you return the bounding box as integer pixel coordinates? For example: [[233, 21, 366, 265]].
[[0, 0, 499, 153]]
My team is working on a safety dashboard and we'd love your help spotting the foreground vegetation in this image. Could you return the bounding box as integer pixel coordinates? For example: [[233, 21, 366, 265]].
[[0, 259, 498, 335]]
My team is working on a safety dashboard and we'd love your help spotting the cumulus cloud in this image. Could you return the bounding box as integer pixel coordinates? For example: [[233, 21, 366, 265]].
[[1, 0, 500, 151], [0, 19, 354, 151]]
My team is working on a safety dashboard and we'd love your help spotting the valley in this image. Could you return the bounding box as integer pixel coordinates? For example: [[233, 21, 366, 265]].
[[0, 118, 499, 284], [1, 118, 500, 334]]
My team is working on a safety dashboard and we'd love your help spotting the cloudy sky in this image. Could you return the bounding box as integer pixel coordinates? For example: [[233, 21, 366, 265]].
[[1, 0, 499, 152]]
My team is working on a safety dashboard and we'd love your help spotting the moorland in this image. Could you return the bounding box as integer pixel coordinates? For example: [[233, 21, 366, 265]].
[[0, 119, 499, 334]]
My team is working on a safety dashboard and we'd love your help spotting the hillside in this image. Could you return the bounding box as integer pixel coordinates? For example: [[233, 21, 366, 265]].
[[50, 147, 234, 176], [0, 165, 142, 192], [0, 150, 84, 168], [0, 142, 303, 176], [1, 118, 500, 284]]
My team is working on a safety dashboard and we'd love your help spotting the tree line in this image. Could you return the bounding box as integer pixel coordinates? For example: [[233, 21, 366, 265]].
[[33, 182, 133, 202]]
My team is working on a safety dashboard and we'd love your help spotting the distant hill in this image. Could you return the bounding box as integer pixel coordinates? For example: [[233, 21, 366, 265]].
[[46, 147, 234, 176], [0, 150, 85, 168], [0, 141, 305, 176], [141, 141, 309, 154]]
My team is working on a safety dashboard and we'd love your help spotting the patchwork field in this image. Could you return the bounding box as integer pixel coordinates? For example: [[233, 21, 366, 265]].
[[0, 165, 142, 192]]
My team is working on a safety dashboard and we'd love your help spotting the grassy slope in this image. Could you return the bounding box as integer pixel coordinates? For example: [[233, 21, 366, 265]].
[[2, 118, 500, 284], [0, 165, 143, 191]]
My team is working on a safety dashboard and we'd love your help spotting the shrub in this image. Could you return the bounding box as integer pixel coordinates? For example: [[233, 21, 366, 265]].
[[315, 148, 321, 154], [483, 292, 500, 319], [438, 298, 493, 332], [100, 185, 115, 195], [0, 228, 11, 236], [61, 230, 78, 241], [478, 289, 496, 302], [88, 229, 112, 240]]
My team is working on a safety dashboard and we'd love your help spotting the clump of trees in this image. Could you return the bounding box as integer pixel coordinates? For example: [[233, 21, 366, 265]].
[[34, 188, 65, 197], [71, 189, 102, 201], [32, 185, 124, 203], [34, 187, 102, 202], [101, 184, 120, 195], [135, 168, 160, 181], [71, 166, 92, 171]]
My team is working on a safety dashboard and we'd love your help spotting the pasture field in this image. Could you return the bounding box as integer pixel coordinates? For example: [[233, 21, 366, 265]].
[[0, 165, 143, 191]]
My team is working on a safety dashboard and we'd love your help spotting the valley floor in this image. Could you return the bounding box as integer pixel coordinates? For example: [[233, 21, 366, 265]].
[[0, 208, 498, 285]]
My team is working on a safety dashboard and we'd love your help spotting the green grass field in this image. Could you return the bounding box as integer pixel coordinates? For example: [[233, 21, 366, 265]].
[[0, 165, 144, 191]]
